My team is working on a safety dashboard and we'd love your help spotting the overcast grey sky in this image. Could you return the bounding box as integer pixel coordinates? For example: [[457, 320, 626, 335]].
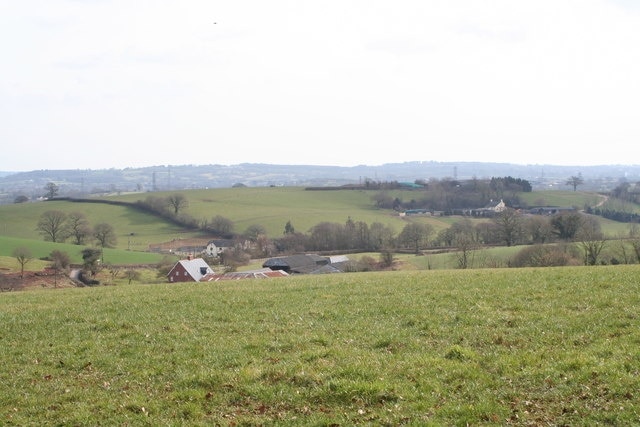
[[2, 0, 639, 171]]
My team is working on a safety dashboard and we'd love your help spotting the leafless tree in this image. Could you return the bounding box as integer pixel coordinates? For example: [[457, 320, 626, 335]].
[[577, 216, 607, 265], [493, 208, 523, 247], [454, 234, 476, 269], [398, 222, 434, 254], [94, 223, 117, 262], [524, 216, 554, 244], [210, 215, 234, 235], [106, 263, 122, 284], [67, 211, 92, 245], [125, 269, 141, 285], [36, 210, 68, 242], [167, 193, 188, 216], [566, 174, 584, 192], [13, 246, 33, 279]]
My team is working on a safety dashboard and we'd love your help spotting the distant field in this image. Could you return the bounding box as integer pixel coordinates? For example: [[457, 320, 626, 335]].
[[0, 188, 634, 256], [1, 266, 638, 425], [0, 187, 451, 245], [0, 200, 203, 250], [518, 190, 603, 208], [0, 236, 169, 266], [114, 187, 448, 237]]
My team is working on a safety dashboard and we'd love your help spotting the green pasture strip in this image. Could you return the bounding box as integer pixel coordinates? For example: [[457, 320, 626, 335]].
[[0, 236, 168, 266], [1, 266, 639, 425], [0, 200, 201, 250], [0, 256, 49, 272], [399, 246, 523, 270], [112, 187, 448, 236], [519, 190, 604, 209]]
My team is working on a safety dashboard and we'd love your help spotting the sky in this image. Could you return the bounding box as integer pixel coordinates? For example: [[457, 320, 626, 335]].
[[2, 0, 640, 171]]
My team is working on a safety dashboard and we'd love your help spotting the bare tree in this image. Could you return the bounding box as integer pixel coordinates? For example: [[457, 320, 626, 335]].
[[167, 193, 188, 216], [629, 224, 640, 264], [125, 269, 141, 285], [369, 222, 396, 251], [493, 208, 523, 247], [105, 263, 122, 284], [94, 223, 117, 262], [93, 223, 117, 249], [524, 216, 554, 244], [454, 234, 476, 269], [210, 215, 234, 235], [566, 174, 584, 192], [398, 222, 434, 254], [13, 247, 33, 279], [577, 216, 607, 265], [36, 210, 68, 242], [67, 211, 92, 245]]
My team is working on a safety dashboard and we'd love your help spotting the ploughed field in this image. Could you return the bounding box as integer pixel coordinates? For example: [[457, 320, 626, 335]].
[[1, 266, 639, 425]]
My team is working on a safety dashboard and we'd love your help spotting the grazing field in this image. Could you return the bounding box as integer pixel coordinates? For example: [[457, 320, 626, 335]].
[[0, 236, 168, 266], [518, 190, 603, 210], [113, 186, 448, 237], [0, 200, 200, 250], [1, 266, 639, 425]]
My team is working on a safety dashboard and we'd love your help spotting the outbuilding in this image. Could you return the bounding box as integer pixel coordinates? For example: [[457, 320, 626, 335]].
[[167, 257, 214, 282]]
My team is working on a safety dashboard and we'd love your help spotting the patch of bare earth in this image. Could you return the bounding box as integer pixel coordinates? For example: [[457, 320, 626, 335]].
[[0, 269, 77, 291]]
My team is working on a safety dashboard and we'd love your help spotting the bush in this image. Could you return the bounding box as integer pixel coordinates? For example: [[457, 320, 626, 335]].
[[511, 244, 580, 268]]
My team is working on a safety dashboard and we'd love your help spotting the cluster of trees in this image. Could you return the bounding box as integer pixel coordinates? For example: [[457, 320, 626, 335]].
[[36, 210, 117, 249], [373, 176, 532, 212], [12, 244, 142, 287], [195, 208, 611, 269]]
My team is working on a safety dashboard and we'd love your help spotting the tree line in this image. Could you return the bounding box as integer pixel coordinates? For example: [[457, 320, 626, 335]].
[[371, 176, 532, 212]]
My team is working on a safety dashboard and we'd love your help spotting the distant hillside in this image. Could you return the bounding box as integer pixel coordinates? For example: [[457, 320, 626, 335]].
[[1, 162, 639, 204]]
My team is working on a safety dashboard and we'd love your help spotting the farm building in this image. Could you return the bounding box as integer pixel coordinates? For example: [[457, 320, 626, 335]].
[[263, 254, 345, 274], [201, 268, 289, 281], [527, 206, 576, 215], [204, 239, 235, 257], [167, 257, 214, 282]]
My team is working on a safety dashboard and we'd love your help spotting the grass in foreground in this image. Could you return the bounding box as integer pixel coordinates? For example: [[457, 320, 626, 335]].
[[1, 266, 639, 425]]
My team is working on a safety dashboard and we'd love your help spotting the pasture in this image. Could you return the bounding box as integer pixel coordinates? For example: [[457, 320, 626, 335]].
[[114, 186, 447, 237], [1, 266, 639, 425], [0, 236, 167, 266], [0, 200, 199, 251], [0, 187, 636, 272]]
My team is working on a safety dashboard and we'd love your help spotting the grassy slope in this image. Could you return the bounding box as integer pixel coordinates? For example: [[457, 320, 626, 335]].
[[0, 188, 635, 264], [0, 200, 201, 251], [1, 266, 639, 425], [518, 190, 603, 208], [116, 187, 452, 237], [0, 236, 167, 266]]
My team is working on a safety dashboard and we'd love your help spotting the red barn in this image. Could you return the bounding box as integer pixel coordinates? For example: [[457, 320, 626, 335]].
[[167, 258, 213, 282]]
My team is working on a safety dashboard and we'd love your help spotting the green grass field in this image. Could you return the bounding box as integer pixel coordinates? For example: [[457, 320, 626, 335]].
[[0, 200, 201, 250], [518, 190, 603, 209], [115, 187, 450, 237], [0, 188, 637, 269], [0, 236, 168, 266], [1, 266, 639, 425]]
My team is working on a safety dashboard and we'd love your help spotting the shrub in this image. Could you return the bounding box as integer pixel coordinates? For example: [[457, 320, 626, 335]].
[[511, 244, 580, 268]]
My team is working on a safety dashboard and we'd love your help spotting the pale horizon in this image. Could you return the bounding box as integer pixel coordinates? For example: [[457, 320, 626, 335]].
[[2, 1, 640, 171]]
